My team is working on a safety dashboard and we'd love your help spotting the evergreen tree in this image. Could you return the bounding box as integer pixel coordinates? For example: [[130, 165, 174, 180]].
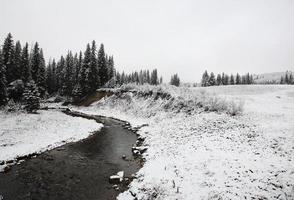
[[230, 74, 235, 85], [289, 73, 293, 84], [285, 72, 289, 84], [223, 74, 229, 85], [36, 49, 46, 97], [150, 69, 158, 85], [56, 56, 65, 90], [201, 70, 209, 87], [0, 49, 8, 105], [170, 74, 180, 86], [216, 74, 222, 85], [208, 72, 216, 86], [236, 73, 241, 84], [3, 33, 15, 84], [97, 43, 108, 86], [31, 42, 40, 82], [107, 55, 115, 81], [14, 41, 22, 80], [61, 51, 75, 96], [80, 43, 91, 94], [23, 80, 40, 113], [159, 76, 163, 84], [21, 43, 31, 83]]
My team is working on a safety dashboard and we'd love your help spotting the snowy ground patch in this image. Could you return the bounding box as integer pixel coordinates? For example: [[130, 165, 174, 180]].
[[74, 84, 294, 199], [0, 110, 102, 171]]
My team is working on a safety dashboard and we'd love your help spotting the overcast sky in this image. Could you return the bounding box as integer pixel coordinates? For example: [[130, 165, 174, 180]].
[[1, 0, 294, 82]]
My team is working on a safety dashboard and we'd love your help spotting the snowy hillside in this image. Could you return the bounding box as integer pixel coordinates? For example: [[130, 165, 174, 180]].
[[73, 84, 294, 200]]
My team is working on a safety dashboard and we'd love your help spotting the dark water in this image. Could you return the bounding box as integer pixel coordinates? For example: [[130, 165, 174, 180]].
[[0, 116, 141, 200]]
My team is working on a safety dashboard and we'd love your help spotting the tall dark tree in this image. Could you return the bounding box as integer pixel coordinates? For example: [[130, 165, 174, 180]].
[[36, 49, 46, 97], [230, 74, 235, 85], [150, 69, 158, 85], [236, 73, 241, 84], [0, 49, 8, 105], [216, 74, 222, 85], [208, 72, 216, 86], [80, 43, 91, 94], [89, 41, 99, 90], [56, 56, 65, 90], [23, 80, 40, 113], [31, 42, 40, 82], [21, 43, 31, 83], [201, 70, 209, 87], [107, 55, 115, 81], [170, 74, 180, 86], [61, 51, 75, 96], [3, 33, 15, 84], [97, 43, 108, 86], [14, 41, 22, 80]]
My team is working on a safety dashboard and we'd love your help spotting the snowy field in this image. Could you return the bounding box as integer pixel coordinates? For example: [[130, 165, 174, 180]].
[[72, 84, 294, 200], [0, 110, 102, 171]]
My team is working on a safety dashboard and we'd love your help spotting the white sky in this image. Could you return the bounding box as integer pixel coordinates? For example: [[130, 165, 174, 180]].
[[1, 0, 294, 82]]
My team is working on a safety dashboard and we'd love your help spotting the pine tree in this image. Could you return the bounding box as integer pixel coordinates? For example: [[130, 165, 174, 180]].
[[56, 56, 65, 90], [170, 74, 180, 86], [216, 74, 222, 85], [21, 43, 31, 83], [14, 41, 22, 80], [97, 43, 108, 86], [3, 33, 15, 84], [201, 70, 209, 87], [0, 49, 8, 106], [159, 76, 163, 84], [36, 49, 47, 97], [80, 43, 91, 94], [208, 72, 216, 86], [223, 74, 229, 85], [289, 73, 293, 84], [230, 74, 235, 85], [61, 51, 75, 96], [23, 80, 40, 113], [107, 55, 115, 81], [285, 72, 289, 84], [150, 69, 158, 85], [236, 73, 241, 84], [31, 42, 40, 82]]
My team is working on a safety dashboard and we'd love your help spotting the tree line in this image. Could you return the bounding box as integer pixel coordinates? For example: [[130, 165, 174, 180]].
[[0, 33, 115, 110], [280, 71, 293, 84], [115, 69, 162, 86], [201, 70, 254, 87]]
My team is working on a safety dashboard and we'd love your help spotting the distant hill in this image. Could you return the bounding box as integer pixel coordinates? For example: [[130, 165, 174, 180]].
[[253, 71, 293, 84]]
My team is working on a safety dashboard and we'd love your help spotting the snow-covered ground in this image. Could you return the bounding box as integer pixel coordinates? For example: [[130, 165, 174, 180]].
[[72, 84, 294, 200], [0, 110, 102, 171]]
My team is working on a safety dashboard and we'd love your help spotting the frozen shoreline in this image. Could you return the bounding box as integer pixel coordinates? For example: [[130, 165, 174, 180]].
[[72, 84, 294, 200], [0, 110, 103, 171]]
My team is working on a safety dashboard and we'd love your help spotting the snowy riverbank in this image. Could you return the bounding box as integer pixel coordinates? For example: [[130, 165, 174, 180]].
[[72, 84, 294, 200], [0, 110, 102, 171]]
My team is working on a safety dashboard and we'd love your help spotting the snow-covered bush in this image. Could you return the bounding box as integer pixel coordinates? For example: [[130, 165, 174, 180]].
[[106, 83, 244, 115]]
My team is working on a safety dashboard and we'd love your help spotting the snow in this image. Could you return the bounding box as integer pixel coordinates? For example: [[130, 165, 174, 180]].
[[72, 84, 294, 199], [0, 110, 102, 171]]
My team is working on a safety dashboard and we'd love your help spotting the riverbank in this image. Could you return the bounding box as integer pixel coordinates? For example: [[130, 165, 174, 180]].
[[0, 109, 102, 172], [0, 114, 142, 200], [72, 84, 294, 200]]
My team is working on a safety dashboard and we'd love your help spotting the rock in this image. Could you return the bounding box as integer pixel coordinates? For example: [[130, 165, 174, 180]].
[[109, 171, 124, 184], [112, 184, 120, 191], [132, 146, 148, 154], [122, 155, 127, 160], [3, 165, 11, 173]]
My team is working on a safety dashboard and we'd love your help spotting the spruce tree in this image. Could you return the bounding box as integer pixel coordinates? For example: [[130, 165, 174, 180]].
[[80, 43, 91, 94], [97, 43, 108, 86], [170, 74, 180, 86], [31, 42, 40, 82], [23, 80, 40, 113], [21, 43, 31, 83], [208, 72, 216, 86], [236, 73, 241, 84], [61, 51, 75, 96], [0, 49, 8, 106], [36, 49, 47, 97], [230, 74, 235, 85], [289, 73, 293, 84], [89, 41, 99, 90], [14, 41, 22, 80], [216, 74, 222, 85], [201, 70, 209, 87], [150, 69, 158, 85], [3, 33, 15, 84]]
